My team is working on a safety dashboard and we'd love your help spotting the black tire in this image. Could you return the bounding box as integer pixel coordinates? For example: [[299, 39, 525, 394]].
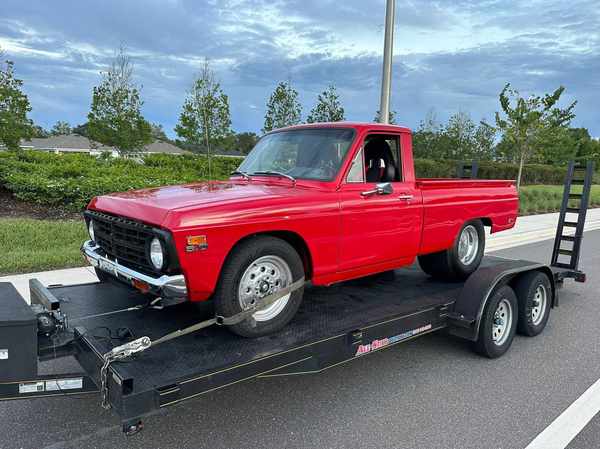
[[213, 236, 305, 338], [473, 285, 518, 358], [418, 220, 485, 281], [94, 267, 113, 283], [515, 271, 552, 337]]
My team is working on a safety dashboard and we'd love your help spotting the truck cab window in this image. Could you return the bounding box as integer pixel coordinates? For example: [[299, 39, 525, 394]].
[[363, 135, 402, 183]]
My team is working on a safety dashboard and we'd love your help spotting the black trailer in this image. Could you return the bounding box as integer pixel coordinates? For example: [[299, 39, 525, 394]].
[[0, 162, 594, 436]]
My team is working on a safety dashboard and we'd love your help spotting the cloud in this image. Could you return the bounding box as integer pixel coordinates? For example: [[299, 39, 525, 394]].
[[0, 0, 598, 136]]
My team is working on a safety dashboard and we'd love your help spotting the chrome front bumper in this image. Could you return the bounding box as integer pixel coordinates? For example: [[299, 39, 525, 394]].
[[81, 240, 188, 301]]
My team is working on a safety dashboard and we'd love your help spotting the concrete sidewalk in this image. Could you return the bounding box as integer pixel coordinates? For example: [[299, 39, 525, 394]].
[[485, 207, 600, 251], [2, 208, 599, 303]]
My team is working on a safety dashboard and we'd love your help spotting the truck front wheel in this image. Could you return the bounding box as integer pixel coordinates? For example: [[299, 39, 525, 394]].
[[213, 236, 305, 338], [418, 220, 485, 281]]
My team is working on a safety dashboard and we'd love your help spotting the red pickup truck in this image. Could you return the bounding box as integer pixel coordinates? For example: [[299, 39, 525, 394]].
[[82, 122, 518, 337]]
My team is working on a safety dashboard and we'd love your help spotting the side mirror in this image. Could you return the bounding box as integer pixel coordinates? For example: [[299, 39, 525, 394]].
[[376, 182, 393, 195], [361, 182, 394, 197]]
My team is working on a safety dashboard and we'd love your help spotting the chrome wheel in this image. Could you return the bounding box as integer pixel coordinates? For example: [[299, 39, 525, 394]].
[[492, 298, 513, 346], [238, 255, 292, 322], [531, 284, 548, 326], [458, 225, 479, 266]]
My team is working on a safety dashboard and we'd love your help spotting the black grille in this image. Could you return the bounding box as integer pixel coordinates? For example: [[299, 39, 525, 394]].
[[87, 211, 156, 274]]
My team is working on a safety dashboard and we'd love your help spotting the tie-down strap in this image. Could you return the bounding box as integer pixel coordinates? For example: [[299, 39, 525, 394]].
[[100, 277, 305, 408]]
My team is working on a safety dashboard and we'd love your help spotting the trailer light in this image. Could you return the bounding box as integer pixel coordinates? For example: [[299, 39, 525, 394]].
[[186, 235, 208, 252], [149, 238, 164, 269]]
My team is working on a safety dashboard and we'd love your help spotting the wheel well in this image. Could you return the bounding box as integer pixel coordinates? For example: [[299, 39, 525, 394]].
[[230, 231, 313, 280], [480, 217, 492, 228]]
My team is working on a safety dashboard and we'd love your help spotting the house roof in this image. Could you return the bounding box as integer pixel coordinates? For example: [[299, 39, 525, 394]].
[[143, 140, 191, 154], [212, 148, 245, 157], [20, 134, 115, 152], [17, 134, 189, 155]]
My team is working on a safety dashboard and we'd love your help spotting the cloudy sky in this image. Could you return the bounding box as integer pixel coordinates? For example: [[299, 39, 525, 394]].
[[1, 0, 598, 137]]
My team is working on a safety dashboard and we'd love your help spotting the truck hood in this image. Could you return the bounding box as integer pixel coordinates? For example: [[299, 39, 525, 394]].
[[89, 181, 309, 227]]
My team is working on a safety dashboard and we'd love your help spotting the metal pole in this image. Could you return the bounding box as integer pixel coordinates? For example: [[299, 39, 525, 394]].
[[378, 0, 395, 124]]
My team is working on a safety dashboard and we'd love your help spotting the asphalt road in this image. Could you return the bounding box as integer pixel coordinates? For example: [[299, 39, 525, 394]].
[[1, 231, 600, 449]]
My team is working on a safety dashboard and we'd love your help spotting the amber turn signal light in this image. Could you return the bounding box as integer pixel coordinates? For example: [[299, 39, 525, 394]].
[[186, 235, 208, 252]]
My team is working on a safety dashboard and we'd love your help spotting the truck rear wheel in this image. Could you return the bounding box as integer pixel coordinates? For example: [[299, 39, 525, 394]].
[[213, 236, 305, 338], [515, 271, 552, 337], [473, 285, 518, 358], [418, 220, 485, 281]]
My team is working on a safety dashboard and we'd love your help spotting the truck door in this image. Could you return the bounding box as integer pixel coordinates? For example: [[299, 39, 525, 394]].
[[338, 133, 422, 272]]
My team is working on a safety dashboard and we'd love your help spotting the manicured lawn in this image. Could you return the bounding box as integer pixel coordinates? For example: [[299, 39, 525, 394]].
[[1, 186, 599, 276], [0, 218, 88, 276], [519, 185, 600, 215]]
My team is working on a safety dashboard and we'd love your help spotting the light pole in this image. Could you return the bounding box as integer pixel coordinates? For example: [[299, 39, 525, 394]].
[[378, 0, 395, 124]]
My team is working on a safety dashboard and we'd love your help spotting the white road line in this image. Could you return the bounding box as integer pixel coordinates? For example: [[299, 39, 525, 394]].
[[524, 377, 600, 449]]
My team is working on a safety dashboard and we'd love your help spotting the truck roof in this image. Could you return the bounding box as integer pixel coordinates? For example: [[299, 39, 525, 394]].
[[271, 121, 412, 134]]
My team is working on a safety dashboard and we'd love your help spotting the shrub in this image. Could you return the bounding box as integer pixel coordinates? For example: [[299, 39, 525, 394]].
[[0, 151, 240, 211], [414, 158, 585, 185], [0, 150, 595, 212]]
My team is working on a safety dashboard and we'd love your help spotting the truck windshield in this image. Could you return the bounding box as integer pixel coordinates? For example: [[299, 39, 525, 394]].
[[238, 128, 356, 181]]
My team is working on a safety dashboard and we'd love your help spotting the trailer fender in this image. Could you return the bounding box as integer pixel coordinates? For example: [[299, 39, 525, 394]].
[[448, 258, 555, 341]]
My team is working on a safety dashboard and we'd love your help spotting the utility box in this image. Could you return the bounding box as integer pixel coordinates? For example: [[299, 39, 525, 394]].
[[0, 283, 37, 382]]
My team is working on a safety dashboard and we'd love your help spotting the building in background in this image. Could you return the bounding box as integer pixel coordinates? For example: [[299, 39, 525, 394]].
[[0, 134, 191, 157]]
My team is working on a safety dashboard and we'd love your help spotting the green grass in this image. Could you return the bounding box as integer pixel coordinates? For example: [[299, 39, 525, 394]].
[[1, 186, 599, 275], [0, 218, 88, 276], [519, 185, 600, 215]]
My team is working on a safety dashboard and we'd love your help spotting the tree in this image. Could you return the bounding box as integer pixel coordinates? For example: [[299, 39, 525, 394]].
[[373, 110, 397, 125], [72, 122, 89, 137], [412, 110, 496, 161], [51, 120, 71, 136], [306, 85, 345, 123], [150, 123, 168, 141], [87, 46, 152, 154], [175, 59, 232, 154], [263, 81, 302, 133], [234, 132, 259, 154], [0, 50, 34, 150], [32, 125, 49, 138], [494, 83, 576, 189], [412, 109, 442, 159]]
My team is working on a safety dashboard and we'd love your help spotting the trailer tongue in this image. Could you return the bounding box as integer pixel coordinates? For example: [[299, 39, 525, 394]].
[[0, 162, 593, 436]]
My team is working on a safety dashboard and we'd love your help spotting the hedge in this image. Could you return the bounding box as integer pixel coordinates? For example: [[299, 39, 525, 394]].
[[413, 159, 589, 185], [0, 151, 240, 211], [0, 150, 595, 211]]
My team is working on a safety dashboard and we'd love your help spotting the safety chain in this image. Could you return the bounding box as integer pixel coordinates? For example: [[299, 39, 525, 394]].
[[99, 278, 305, 409], [100, 336, 151, 409]]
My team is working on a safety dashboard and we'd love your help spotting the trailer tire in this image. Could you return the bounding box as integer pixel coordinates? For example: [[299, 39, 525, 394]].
[[418, 220, 485, 281], [214, 236, 305, 338], [473, 285, 518, 358], [515, 271, 552, 337]]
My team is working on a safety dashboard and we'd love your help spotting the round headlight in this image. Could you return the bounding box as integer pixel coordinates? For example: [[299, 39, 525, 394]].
[[149, 238, 164, 270], [88, 220, 95, 242]]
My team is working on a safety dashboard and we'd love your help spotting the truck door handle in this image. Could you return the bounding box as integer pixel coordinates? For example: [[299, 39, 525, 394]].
[[398, 194, 413, 201]]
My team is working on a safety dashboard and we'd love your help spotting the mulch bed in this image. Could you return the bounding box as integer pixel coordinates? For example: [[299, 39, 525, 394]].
[[0, 189, 82, 220]]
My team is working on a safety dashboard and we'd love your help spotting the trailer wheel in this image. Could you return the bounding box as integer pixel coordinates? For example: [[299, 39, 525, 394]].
[[474, 285, 518, 358], [418, 220, 485, 281], [515, 271, 552, 337], [214, 236, 305, 338]]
